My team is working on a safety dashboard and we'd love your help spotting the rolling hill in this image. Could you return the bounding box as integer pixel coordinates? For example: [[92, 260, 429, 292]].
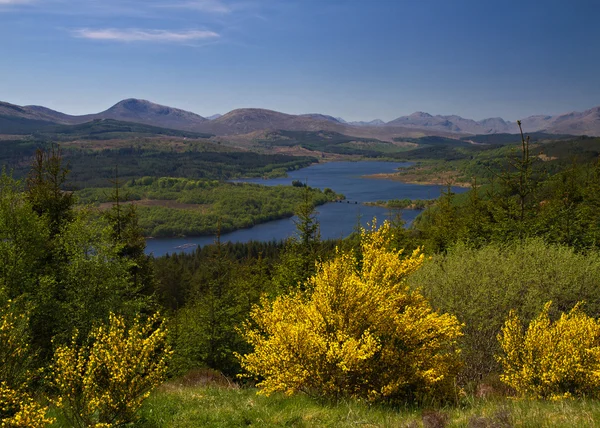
[[1, 98, 599, 138]]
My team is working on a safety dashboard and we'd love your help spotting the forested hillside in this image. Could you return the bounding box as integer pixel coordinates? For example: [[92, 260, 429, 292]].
[[4, 129, 600, 426]]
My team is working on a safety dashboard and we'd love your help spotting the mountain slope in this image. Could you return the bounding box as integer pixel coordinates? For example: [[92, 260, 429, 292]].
[[90, 99, 208, 131], [386, 112, 518, 134], [203, 108, 348, 135], [2, 99, 600, 137], [543, 106, 600, 135]]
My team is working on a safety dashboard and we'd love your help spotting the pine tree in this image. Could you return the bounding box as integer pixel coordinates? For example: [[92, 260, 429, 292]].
[[103, 167, 152, 293], [25, 144, 74, 237]]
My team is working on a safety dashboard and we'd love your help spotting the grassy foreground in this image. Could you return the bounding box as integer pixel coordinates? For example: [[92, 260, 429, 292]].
[[130, 381, 600, 427]]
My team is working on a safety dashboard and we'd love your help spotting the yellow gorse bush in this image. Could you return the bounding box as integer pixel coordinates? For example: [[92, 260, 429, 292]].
[[0, 383, 53, 428], [52, 312, 172, 427], [0, 301, 53, 427], [0, 302, 29, 388], [497, 301, 600, 399], [238, 220, 463, 403]]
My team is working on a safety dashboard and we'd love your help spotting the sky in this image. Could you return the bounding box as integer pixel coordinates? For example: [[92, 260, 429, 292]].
[[1, 0, 599, 122]]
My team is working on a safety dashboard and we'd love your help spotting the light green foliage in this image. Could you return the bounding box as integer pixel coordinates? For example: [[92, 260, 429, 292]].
[[138, 384, 600, 428], [77, 177, 340, 238], [51, 209, 150, 344], [0, 173, 48, 302], [498, 302, 600, 399], [409, 239, 600, 384]]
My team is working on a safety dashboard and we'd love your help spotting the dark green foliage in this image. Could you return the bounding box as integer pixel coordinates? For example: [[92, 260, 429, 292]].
[[272, 189, 323, 293], [155, 239, 283, 376], [0, 115, 57, 134], [170, 240, 273, 376], [413, 145, 600, 252], [391, 144, 478, 161], [34, 119, 214, 140], [461, 132, 574, 145], [0, 149, 153, 362], [25, 144, 75, 237], [397, 136, 473, 147], [0, 139, 317, 188], [103, 169, 154, 293], [151, 240, 287, 311], [257, 130, 398, 156]]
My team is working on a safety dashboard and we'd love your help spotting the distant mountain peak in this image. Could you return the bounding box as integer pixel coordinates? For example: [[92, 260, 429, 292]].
[[300, 113, 344, 124], [349, 119, 385, 127], [102, 99, 207, 123], [410, 111, 433, 118], [3, 98, 600, 137], [207, 114, 222, 120]]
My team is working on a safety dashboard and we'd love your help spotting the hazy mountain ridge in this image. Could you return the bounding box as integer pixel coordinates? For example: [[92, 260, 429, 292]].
[[386, 111, 518, 134], [386, 106, 600, 135], [1, 99, 599, 137]]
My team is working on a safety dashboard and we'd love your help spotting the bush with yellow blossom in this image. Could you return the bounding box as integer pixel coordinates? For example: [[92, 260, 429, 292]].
[[0, 301, 53, 427], [52, 313, 172, 427], [498, 301, 600, 399], [0, 383, 54, 428], [238, 220, 463, 403]]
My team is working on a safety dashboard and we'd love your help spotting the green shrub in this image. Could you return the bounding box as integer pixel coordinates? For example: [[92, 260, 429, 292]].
[[408, 239, 600, 384]]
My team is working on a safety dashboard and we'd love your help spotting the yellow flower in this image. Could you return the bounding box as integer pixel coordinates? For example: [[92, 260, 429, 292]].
[[237, 219, 462, 403]]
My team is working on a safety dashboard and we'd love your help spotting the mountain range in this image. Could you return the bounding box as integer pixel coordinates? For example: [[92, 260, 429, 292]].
[[1, 98, 599, 138]]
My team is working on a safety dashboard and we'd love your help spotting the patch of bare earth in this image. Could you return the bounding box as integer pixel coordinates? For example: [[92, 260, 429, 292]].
[[0, 134, 26, 140], [270, 145, 356, 160], [538, 153, 558, 161]]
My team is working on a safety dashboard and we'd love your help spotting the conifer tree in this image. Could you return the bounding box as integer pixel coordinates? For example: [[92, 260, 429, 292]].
[[273, 186, 322, 292], [103, 167, 152, 293], [25, 144, 74, 238]]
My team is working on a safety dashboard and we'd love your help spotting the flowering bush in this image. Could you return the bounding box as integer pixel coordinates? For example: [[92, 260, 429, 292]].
[[238, 221, 463, 403], [0, 383, 53, 428], [0, 302, 53, 427], [498, 301, 600, 399], [52, 313, 172, 427]]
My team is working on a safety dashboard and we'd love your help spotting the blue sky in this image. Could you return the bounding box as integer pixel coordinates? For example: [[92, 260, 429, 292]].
[[1, 0, 599, 121]]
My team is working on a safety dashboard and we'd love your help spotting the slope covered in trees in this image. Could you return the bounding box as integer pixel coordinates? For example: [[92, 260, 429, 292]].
[[4, 130, 600, 425]]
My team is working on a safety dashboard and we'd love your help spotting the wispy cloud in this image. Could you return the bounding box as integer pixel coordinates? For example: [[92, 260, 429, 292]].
[[0, 0, 34, 4], [72, 28, 220, 42], [161, 0, 232, 14]]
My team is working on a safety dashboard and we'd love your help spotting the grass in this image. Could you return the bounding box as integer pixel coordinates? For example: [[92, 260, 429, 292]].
[[137, 384, 420, 427], [133, 381, 600, 427]]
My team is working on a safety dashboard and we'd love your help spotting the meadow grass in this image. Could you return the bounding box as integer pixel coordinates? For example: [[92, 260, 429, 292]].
[[133, 381, 600, 427]]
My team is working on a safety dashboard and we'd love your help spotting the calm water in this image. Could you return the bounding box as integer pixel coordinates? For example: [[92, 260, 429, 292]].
[[145, 161, 467, 256]]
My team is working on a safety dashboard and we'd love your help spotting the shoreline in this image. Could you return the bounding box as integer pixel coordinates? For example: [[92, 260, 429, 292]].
[[362, 172, 471, 188]]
